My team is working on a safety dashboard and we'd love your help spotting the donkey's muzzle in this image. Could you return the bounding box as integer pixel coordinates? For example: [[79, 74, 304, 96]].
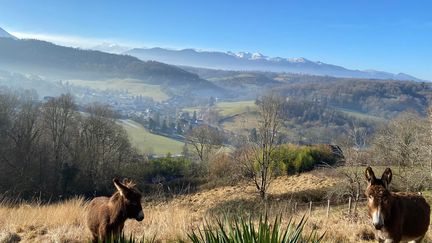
[[136, 210, 144, 221], [374, 223, 383, 230]]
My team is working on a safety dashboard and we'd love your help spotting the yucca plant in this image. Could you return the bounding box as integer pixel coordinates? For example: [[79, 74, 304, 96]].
[[188, 214, 325, 243]]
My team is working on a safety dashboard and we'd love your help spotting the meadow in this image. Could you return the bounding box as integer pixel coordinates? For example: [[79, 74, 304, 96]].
[[67, 79, 170, 102], [183, 100, 256, 118], [119, 119, 184, 156], [1, 169, 431, 242]]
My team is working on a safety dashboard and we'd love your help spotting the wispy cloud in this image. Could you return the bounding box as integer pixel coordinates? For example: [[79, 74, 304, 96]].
[[8, 31, 154, 53], [10, 31, 112, 48], [8, 31, 206, 53]]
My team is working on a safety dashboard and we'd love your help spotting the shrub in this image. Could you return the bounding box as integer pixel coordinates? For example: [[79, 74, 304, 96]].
[[188, 214, 325, 243], [272, 144, 339, 175], [294, 148, 315, 172], [208, 152, 240, 187], [122, 156, 203, 196]]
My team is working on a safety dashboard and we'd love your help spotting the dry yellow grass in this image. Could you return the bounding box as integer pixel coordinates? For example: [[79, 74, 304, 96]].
[[0, 197, 87, 242], [1, 172, 431, 242]]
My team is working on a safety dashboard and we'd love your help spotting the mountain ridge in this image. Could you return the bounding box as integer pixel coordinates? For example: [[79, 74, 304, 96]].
[[0, 37, 226, 97], [125, 47, 424, 82]]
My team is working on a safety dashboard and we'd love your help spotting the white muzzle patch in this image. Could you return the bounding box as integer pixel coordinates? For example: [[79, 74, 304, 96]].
[[372, 209, 384, 229]]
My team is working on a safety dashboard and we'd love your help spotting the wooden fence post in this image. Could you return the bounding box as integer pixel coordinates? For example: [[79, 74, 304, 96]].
[[354, 193, 359, 215], [348, 197, 352, 215], [308, 201, 312, 216], [326, 199, 330, 218]]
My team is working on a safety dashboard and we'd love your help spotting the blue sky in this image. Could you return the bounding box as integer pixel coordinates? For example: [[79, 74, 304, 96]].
[[0, 0, 431, 80]]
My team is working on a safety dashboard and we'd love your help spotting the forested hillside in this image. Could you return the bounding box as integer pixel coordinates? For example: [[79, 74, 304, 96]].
[[0, 38, 224, 96], [183, 66, 432, 118], [278, 79, 432, 118]]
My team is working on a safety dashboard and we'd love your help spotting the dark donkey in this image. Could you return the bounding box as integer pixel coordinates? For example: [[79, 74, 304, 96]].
[[365, 166, 430, 242], [87, 178, 144, 242]]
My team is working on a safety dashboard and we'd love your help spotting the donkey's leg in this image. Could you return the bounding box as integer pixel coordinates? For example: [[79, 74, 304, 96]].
[[408, 234, 425, 243], [98, 224, 109, 243], [91, 235, 98, 243], [384, 239, 397, 243]]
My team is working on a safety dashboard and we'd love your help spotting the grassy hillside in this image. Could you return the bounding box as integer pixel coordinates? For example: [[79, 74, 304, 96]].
[[184, 100, 256, 118], [214, 100, 257, 117], [119, 119, 184, 155], [1, 170, 430, 242], [67, 79, 169, 101]]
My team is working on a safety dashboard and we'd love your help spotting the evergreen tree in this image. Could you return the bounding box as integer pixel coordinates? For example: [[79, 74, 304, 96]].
[[176, 122, 183, 134], [161, 119, 169, 133], [192, 110, 197, 122]]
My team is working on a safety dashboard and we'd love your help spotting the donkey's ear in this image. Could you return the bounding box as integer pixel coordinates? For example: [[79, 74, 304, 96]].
[[365, 166, 376, 183], [122, 178, 131, 185], [381, 168, 392, 188], [113, 178, 129, 196]]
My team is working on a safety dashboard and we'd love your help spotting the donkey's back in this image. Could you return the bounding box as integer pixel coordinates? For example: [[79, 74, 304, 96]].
[[87, 196, 112, 240], [393, 192, 430, 241]]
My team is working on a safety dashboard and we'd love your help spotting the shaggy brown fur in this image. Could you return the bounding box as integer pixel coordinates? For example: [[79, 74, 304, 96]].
[[365, 167, 430, 243], [86, 178, 144, 242]]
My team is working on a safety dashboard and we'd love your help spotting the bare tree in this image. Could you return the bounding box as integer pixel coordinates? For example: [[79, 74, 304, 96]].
[[236, 92, 284, 199], [40, 94, 76, 190], [76, 103, 131, 189], [373, 111, 430, 191], [428, 106, 432, 178], [0, 94, 41, 192], [330, 122, 371, 207], [186, 125, 223, 163]]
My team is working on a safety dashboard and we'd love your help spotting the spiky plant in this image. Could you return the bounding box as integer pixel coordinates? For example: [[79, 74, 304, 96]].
[[188, 214, 325, 243]]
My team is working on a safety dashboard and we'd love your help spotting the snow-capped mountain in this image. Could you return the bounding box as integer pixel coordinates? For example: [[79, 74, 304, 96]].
[[91, 43, 131, 54], [125, 48, 423, 82], [0, 27, 17, 39]]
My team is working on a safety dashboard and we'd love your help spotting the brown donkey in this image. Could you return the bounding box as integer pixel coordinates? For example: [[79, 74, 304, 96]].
[[365, 167, 430, 242], [87, 178, 144, 242]]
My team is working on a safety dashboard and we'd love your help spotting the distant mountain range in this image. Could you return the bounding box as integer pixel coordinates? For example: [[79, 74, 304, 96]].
[[125, 48, 423, 82], [0, 27, 225, 97], [0, 26, 423, 82]]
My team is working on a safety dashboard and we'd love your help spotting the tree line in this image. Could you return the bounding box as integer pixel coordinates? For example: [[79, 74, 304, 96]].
[[3, 89, 427, 202], [0, 92, 139, 199]]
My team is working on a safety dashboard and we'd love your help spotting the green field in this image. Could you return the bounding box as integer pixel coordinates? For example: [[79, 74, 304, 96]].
[[119, 119, 184, 155], [334, 107, 386, 122], [184, 100, 256, 118], [67, 79, 169, 101]]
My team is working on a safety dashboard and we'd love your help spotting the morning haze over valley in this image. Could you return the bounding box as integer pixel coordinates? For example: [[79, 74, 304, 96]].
[[0, 1, 431, 242]]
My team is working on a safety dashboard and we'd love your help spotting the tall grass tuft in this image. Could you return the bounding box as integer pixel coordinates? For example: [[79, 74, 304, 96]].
[[91, 233, 156, 243], [188, 214, 325, 243]]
